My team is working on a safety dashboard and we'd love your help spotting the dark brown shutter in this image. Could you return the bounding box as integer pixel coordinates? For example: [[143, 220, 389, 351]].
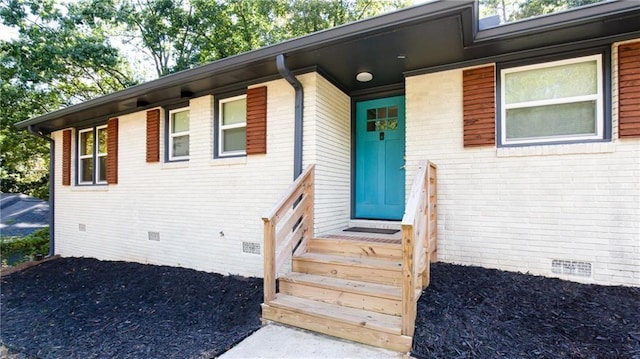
[[146, 109, 160, 162], [619, 41, 640, 138], [107, 118, 118, 184], [62, 129, 72, 186], [463, 65, 496, 147], [246, 86, 268, 155]]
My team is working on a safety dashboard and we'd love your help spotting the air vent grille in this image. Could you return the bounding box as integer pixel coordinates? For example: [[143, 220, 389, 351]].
[[148, 231, 160, 241], [242, 241, 261, 255], [552, 259, 592, 277]]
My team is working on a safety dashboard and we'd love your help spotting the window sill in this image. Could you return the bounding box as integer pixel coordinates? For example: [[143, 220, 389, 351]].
[[497, 142, 615, 157], [162, 161, 189, 170], [210, 156, 247, 167], [71, 185, 109, 192]]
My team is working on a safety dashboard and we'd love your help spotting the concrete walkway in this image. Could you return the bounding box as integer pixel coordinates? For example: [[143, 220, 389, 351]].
[[219, 324, 407, 359]]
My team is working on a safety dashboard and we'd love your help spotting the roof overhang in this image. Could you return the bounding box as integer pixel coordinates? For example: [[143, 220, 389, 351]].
[[16, 0, 640, 132]]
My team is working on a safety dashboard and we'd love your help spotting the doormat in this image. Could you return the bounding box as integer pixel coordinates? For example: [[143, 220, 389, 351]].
[[343, 227, 399, 235]]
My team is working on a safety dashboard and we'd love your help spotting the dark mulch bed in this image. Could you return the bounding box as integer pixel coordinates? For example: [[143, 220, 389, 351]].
[[412, 263, 640, 358], [1, 257, 262, 359], [3, 258, 639, 358]]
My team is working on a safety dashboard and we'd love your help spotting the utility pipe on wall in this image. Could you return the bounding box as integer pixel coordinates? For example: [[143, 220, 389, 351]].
[[276, 54, 304, 180]]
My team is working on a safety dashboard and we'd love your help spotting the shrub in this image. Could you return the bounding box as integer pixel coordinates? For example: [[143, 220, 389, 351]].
[[1, 227, 49, 266]]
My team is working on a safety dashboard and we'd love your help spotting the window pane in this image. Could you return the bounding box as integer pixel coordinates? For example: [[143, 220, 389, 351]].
[[172, 111, 189, 133], [80, 131, 93, 156], [505, 60, 597, 104], [223, 127, 246, 152], [80, 158, 93, 183], [98, 156, 107, 182], [222, 98, 247, 125], [388, 106, 398, 118], [97, 127, 108, 154], [506, 101, 596, 139], [172, 135, 189, 157]]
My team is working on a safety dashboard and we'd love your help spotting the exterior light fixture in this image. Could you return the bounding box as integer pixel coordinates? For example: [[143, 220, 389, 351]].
[[356, 72, 373, 82]]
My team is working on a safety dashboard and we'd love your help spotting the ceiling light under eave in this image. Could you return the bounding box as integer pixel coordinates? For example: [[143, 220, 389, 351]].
[[356, 72, 373, 82]]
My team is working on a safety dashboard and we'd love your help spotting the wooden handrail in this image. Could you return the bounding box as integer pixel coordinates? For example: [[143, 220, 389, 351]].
[[400, 161, 437, 336], [262, 164, 315, 303]]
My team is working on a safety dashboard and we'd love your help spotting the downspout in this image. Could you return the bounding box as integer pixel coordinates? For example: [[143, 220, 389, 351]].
[[276, 54, 304, 180], [27, 125, 55, 257]]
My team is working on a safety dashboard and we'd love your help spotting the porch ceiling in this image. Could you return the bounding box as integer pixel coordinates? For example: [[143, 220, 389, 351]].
[[17, 0, 640, 132]]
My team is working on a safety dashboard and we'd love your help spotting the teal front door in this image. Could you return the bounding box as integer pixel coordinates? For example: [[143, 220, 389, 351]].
[[355, 96, 406, 220]]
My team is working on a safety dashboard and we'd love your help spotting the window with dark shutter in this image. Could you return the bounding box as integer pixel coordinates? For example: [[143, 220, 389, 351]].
[[246, 86, 267, 155], [463, 66, 496, 147], [619, 41, 640, 138]]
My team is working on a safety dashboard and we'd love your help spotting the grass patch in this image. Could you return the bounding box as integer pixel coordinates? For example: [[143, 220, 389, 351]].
[[1, 227, 49, 267]]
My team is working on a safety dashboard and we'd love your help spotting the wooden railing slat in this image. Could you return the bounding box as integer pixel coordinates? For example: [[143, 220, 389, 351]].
[[275, 218, 308, 270], [275, 195, 310, 245], [263, 164, 315, 222]]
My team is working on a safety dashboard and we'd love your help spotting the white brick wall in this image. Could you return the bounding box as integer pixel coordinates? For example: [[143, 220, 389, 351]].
[[310, 74, 351, 235], [53, 71, 351, 277], [405, 43, 640, 286], [53, 78, 299, 277]]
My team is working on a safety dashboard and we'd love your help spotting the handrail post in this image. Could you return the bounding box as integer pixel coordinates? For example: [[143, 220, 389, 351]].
[[263, 219, 276, 302], [305, 169, 315, 243], [401, 224, 416, 336]]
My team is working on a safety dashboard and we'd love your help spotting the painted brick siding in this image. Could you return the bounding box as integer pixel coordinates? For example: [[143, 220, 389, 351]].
[[405, 45, 640, 286], [310, 74, 351, 235], [52, 77, 302, 277]]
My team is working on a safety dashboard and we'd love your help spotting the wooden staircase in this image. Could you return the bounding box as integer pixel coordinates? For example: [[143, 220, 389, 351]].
[[261, 238, 411, 351], [261, 162, 437, 352]]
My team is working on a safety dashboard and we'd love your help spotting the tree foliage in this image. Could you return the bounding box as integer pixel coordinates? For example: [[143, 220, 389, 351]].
[[480, 0, 604, 23], [0, 0, 136, 198]]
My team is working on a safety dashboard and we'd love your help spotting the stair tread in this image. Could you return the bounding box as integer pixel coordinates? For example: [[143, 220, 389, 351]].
[[295, 252, 402, 270], [281, 272, 401, 300], [269, 293, 402, 335], [312, 237, 401, 248]]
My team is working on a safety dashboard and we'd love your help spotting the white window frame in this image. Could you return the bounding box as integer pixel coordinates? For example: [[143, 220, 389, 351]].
[[168, 108, 190, 161], [500, 54, 603, 146], [218, 95, 247, 157], [77, 125, 108, 185]]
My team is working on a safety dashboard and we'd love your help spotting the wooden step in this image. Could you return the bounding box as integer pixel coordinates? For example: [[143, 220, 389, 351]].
[[293, 252, 403, 286], [308, 237, 402, 260], [262, 294, 412, 352], [279, 272, 402, 315]]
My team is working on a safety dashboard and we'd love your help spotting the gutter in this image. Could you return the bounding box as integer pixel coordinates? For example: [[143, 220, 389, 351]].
[[276, 54, 304, 179], [27, 125, 55, 257]]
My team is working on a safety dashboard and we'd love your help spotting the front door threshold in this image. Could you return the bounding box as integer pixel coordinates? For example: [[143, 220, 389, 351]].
[[348, 219, 402, 231]]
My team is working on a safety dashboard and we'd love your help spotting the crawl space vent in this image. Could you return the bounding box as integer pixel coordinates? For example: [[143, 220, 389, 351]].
[[552, 259, 592, 277], [242, 241, 261, 255], [148, 231, 160, 241]]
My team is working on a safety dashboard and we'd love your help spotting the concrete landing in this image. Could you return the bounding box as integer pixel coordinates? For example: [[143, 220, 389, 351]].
[[219, 324, 407, 359]]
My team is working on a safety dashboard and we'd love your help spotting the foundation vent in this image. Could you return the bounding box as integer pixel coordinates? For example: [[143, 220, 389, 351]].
[[552, 259, 592, 277], [242, 241, 261, 255], [148, 231, 160, 241]]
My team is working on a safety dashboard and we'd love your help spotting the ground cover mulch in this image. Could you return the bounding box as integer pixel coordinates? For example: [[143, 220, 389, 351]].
[[3, 258, 640, 358], [1, 257, 262, 359], [412, 263, 640, 358]]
